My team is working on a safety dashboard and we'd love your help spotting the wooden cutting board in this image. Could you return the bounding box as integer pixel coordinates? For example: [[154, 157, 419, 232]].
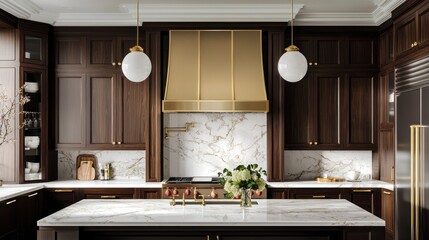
[[76, 154, 96, 180], [316, 177, 345, 182], [77, 160, 95, 180]]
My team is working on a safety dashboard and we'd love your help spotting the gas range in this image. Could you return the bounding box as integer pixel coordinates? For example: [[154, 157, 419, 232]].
[[161, 176, 266, 199]]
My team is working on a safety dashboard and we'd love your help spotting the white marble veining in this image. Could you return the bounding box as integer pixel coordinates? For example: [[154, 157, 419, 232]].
[[43, 180, 162, 189], [37, 199, 385, 227], [267, 180, 394, 191], [58, 150, 145, 180], [164, 113, 267, 177], [284, 151, 372, 181]]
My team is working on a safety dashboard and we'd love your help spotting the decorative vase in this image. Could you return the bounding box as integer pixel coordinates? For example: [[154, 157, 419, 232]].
[[240, 189, 252, 207]]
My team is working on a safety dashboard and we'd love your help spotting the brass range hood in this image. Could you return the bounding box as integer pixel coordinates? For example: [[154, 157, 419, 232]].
[[162, 30, 269, 112]]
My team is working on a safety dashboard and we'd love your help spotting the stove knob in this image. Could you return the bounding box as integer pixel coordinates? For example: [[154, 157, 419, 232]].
[[185, 187, 191, 196], [173, 187, 179, 195], [165, 187, 171, 197], [210, 188, 218, 199]]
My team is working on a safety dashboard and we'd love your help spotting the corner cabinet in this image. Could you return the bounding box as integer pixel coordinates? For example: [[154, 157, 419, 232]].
[[55, 28, 149, 150]]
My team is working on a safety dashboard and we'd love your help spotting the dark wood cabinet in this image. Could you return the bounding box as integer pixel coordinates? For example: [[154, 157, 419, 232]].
[[267, 188, 289, 199], [44, 189, 80, 216], [289, 188, 342, 199], [19, 191, 42, 240], [343, 72, 377, 149], [138, 189, 162, 199], [82, 188, 136, 199], [55, 28, 149, 150], [345, 37, 377, 68], [294, 37, 342, 69], [381, 189, 394, 240], [0, 197, 19, 239], [347, 189, 380, 216], [379, 28, 393, 67], [284, 73, 342, 149], [394, 1, 429, 59], [20, 24, 48, 66], [379, 130, 395, 183]]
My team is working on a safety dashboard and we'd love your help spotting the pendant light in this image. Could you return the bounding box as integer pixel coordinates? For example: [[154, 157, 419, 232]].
[[278, 0, 308, 83], [122, 0, 152, 82]]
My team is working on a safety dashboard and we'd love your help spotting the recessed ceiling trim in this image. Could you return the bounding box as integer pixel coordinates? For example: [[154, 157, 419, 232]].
[[295, 13, 377, 26]]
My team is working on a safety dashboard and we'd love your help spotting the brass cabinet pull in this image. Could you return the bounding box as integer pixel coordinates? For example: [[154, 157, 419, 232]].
[[112, 62, 116, 66], [28, 192, 38, 198], [309, 141, 313, 145], [391, 166, 395, 181], [312, 195, 326, 199], [309, 62, 313, 66], [383, 191, 392, 195], [6, 199, 17, 205], [100, 195, 117, 199], [54, 189, 73, 193], [112, 141, 116, 145], [314, 141, 318, 145], [314, 62, 318, 66], [216, 235, 220, 240], [117, 62, 122, 66], [207, 235, 210, 240], [353, 189, 372, 193], [117, 142, 122, 145], [411, 43, 414, 48]]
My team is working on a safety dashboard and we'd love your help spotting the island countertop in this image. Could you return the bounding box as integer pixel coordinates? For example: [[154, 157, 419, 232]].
[[37, 199, 385, 227]]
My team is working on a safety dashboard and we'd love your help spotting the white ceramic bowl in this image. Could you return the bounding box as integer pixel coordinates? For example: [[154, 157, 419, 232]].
[[25, 136, 40, 147], [27, 162, 40, 173], [345, 171, 360, 181], [25, 168, 30, 174], [25, 82, 39, 93]]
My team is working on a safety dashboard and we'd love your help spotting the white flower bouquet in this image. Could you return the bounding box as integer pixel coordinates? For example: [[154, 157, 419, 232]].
[[218, 164, 267, 199]]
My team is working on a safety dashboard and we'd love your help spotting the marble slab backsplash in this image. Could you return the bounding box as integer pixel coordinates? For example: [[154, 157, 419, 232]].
[[284, 151, 372, 181], [58, 151, 145, 180], [164, 113, 267, 177]]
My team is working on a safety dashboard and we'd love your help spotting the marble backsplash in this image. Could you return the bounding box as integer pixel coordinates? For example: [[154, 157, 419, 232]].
[[284, 150, 372, 181], [58, 150, 145, 180], [163, 113, 267, 177]]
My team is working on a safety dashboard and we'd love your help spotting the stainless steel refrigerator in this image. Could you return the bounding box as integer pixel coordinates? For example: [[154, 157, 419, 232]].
[[396, 87, 429, 240]]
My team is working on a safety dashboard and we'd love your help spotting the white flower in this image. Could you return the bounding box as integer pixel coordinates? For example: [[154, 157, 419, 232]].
[[232, 169, 251, 182], [257, 178, 266, 191], [252, 173, 258, 181]]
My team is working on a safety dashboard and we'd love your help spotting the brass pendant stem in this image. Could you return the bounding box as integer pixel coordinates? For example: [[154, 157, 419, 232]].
[[291, 0, 294, 46], [136, 0, 139, 47]]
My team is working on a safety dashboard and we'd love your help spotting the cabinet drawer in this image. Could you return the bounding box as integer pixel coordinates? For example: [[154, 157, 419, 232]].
[[82, 188, 136, 199], [289, 189, 342, 199]]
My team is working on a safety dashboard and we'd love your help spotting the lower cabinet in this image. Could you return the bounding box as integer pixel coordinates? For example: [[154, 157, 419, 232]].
[[289, 189, 343, 199], [44, 189, 80, 216], [381, 189, 394, 240], [82, 188, 136, 199], [347, 189, 380, 217], [0, 197, 19, 240], [138, 188, 161, 199]]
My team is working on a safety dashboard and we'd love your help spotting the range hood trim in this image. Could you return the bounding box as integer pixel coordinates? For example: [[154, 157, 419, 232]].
[[163, 30, 269, 113]]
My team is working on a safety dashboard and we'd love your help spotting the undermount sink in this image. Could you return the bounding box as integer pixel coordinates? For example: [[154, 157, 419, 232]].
[[170, 199, 259, 205]]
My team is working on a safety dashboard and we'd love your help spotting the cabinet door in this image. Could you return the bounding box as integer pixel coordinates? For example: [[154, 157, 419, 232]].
[[379, 69, 395, 129], [379, 130, 395, 183], [21, 30, 47, 66], [349, 189, 380, 216], [284, 76, 311, 148], [87, 73, 117, 148], [19, 191, 41, 240], [44, 189, 80, 216], [344, 73, 376, 149], [268, 188, 289, 199], [87, 37, 116, 69], [0, 198, 18, 238], [139, 189, 161, 199], [312, 73, 341, 148], [417, 3, 429, 50], [55, 36, 86, 68], [56, 74, 86, 149], [116, 74, 148, 149], [313, 38, 342, 68], [394, 12, 417, 57], [379, 28, 393, 67], [346, 38, 376, 68], [381, 190, 394, 240], [289, 189, 341, 199]]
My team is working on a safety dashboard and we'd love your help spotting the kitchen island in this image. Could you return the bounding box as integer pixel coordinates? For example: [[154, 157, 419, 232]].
[[37, 199, 384, 240]]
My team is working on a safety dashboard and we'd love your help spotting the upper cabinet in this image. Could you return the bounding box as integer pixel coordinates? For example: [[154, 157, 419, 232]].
[[394, 1, 429, 59], [294, 37, 342, 68], [54, 28, 149, 150], [19, 23, 48, 66]]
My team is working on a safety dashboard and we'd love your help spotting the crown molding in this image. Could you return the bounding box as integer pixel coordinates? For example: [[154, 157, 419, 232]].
[[0, 0, 407, 26]]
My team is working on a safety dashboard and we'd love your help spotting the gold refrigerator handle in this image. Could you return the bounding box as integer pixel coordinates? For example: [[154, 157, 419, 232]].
[[410, 125, 423, 240]]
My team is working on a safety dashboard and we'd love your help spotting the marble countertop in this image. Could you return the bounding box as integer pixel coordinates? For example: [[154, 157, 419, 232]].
[[0, 184, 44, 202], [267, 180, 394, 191], [43, 180, 162, 189], [37, 199, 385, 227]]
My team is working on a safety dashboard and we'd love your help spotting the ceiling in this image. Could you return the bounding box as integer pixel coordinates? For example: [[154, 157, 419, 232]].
[[0, 0, 405, 26]]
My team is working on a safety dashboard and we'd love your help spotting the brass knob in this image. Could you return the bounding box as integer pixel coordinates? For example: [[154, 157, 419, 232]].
[[314, 141, 318, 145], [309, 62, 313, 66], [118, 62, 122, 66], [216, 236, 220, 240], [411, 43, 415, 47], [112, 62, 116, 66], [112, 141, 116, 145], [117, 141, 122, 145], [309, 141, 313, 145], [314, 62, 318, 66]]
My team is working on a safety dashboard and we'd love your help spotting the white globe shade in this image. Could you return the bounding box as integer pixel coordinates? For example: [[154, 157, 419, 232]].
[[122, 51, 152, 82], [278, 50, 308, 83]]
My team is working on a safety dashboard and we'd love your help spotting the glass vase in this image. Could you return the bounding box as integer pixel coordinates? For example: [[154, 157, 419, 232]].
[[240, 189, 252, 207]]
